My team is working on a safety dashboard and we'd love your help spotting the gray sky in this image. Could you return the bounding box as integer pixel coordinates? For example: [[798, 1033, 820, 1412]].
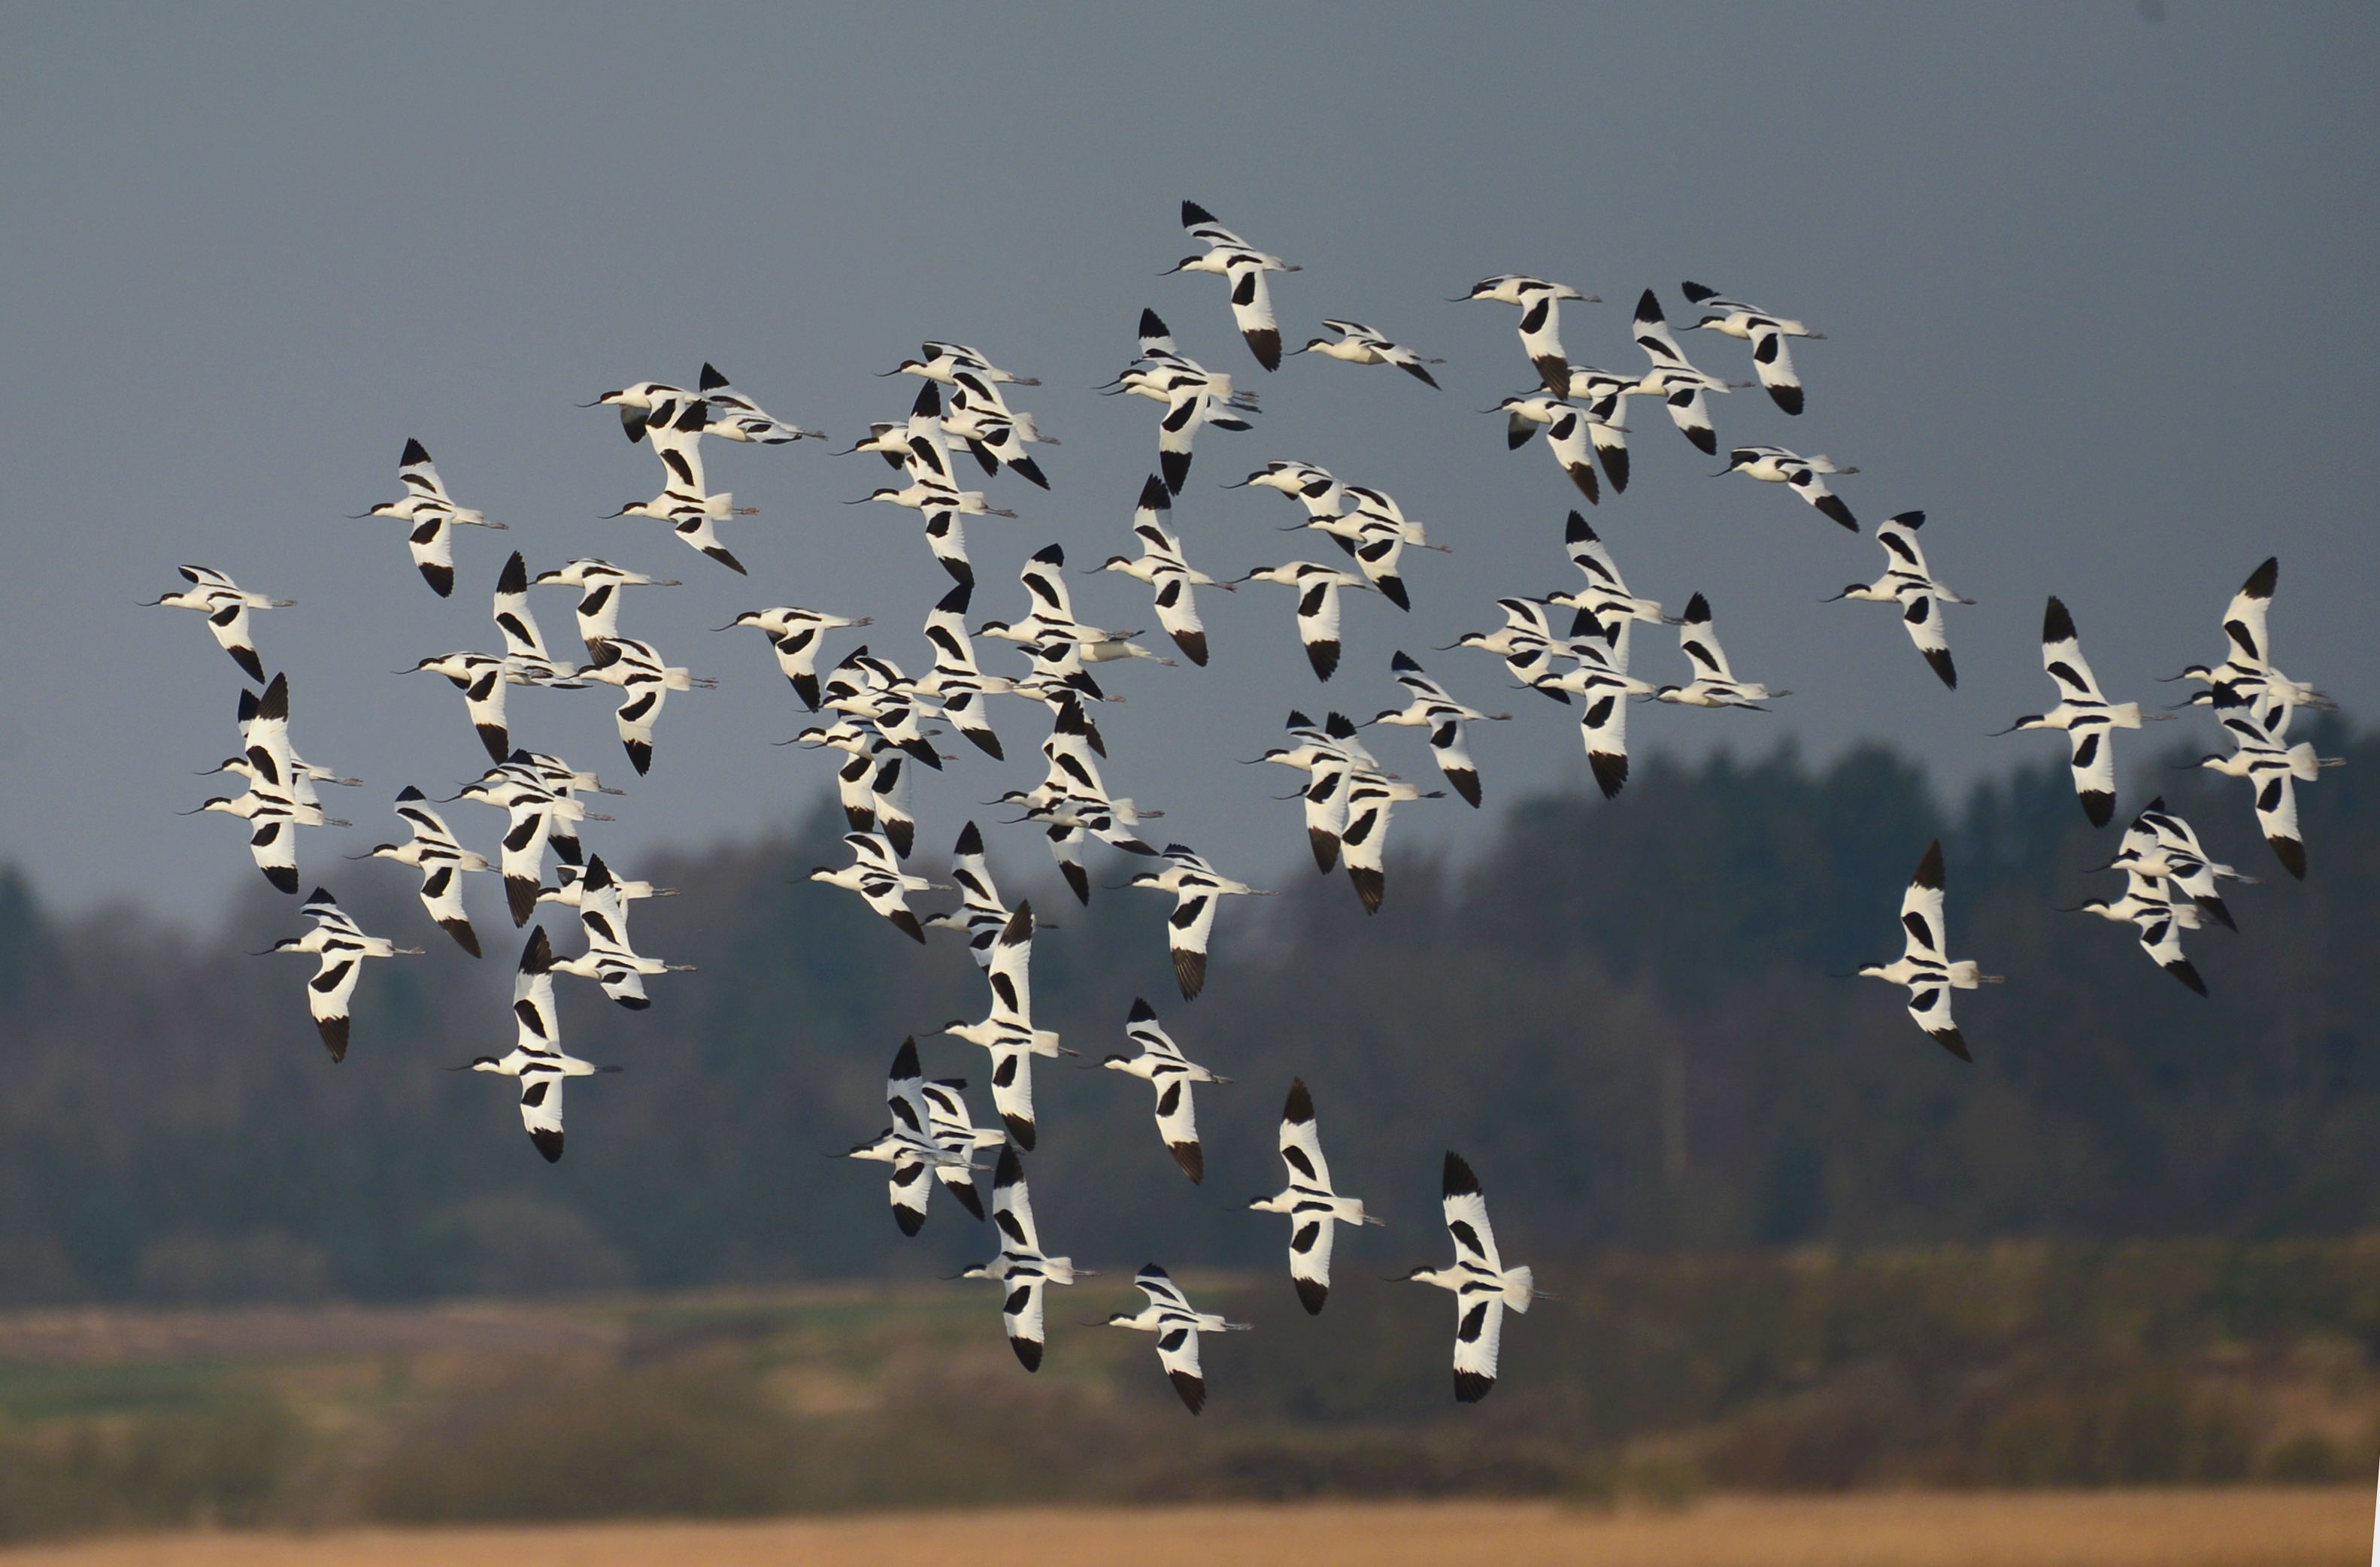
[[2, 4, 2372, 923]]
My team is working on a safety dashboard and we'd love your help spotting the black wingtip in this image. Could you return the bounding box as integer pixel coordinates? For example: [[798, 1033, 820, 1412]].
[[1305, 639, 1340, 683], [1062, 862, 1090, 907], [1160, 448, 1191, 496], [2242, 556, 2278, 599], [530, 1127, 565, 1163], [1136, 473, 1172, 511], [1349, 865, 1384, 917], [1442, 1150, 1480, 1199], [1169, 1368, 1207, 1415], [1308, 826, 1341, 874], [954, 820, 984, 857], [496, 550, 528, 596], [1010, 1335, 1042, 1372], [624, 738, 654, 777], [1683, 591, 1711, 623], [1588, 750, 1627, 802], [893, 1205, 925, 1237], [1003, 1113, 1037, 1151], [1933, 1027, 1974, 1063], [231, 646, 266, 683], [1283, 1077, 1314, 1125], [2043, 596, 2076, 645], [891, 1035, 922, 1079], [315, 1014, 349, 1064], [264, 865, 301, 895], [2079, 789, 2115, 829], [1815, 494, 1857, 532], [1913, 840, 1945, 890], [2269, 835, 2307, 881], [1295, 1276, 1329, 1316], [1247, 327, 1282, 373], [420, 562, 455, 598], [1924, 647, 1958, 690], [2167, 958, 2209, 997], [1170, 1141, 1205, 1185], [1127, 996, 1158, 1023], [1173, 947, 1207, 1003], [520, 925, 553, 973], [1454, 1370, 1494, 1404], [1378, 577, 1411, 613], [1138, 308, 1169, 341], [890, 908, 927, 944], [995, 1143, 1024, 1187], [441, 920, 482, 959], [1766, 383, 1804, 417], [400, 437, 432, 466], [1172, 628, 1208, 667], [1180, 199, 1215, 228]]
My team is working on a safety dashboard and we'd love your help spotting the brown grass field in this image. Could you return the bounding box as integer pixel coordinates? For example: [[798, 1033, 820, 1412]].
[[0, 1491, 2368, 1567]]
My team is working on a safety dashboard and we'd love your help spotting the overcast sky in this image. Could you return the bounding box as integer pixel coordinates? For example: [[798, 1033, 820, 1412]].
[[2, 4, 2372, 923]]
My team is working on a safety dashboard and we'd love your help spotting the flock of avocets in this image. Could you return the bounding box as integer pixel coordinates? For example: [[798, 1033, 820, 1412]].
[[148, 202, 2340, 1409]]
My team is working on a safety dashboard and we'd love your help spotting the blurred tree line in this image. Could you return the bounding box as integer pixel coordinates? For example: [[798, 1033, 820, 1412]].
[[0, 715, 2368, 1305]]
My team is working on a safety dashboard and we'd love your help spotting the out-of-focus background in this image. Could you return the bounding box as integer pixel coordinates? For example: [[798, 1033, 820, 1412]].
[[0, 2, 2375, 1559]]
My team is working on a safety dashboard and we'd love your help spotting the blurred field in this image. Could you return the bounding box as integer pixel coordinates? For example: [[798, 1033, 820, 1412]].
[[0, 1491, 2368, 1567]]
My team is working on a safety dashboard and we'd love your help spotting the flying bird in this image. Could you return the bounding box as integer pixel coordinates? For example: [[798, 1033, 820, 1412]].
[[2075, 871, 2209, 996], [1292, 320, 1442, 387], [259, 887, 421, 1061], [458, 926, 621, 1162], [940, 905, 1068, 1149], [1997, 596, 2166, 828], [579, 636, 715, 775], [1102, 997, 1231, 1184], [1655, 593, 1790, 708], [810, 832, 942, 942], [1248, 1078, 1384, 1314], [1718, 446, 1857, 531], [145, 565, 293, 683], [353, 438, 506, 596], [1126, 844, 1272, 1002], [1681, 280, 1824, 415], [1827, 511, 1972, 689], [726, 605, 871, 712], [844, 1038, 975, 1236], [357, 787, 494, 956], [1236, 561, 1375, 681], [1105, 1264, 1250, 1415], [1457, 274, 1598, 395], [1098, 475, 1228, 666], [532, 559, 680, 656], [1854, 841, 2002, 1061], [1369, 652, 1508, 808], [1400, 1153, 1536, 1403], [960, 1145, 1086, 1372], [1627, 289, 1739, 456], [1169, 201, 1301, 371]]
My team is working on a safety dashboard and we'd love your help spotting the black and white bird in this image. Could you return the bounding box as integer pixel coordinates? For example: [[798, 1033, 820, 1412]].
[[549, 855, 692, 1009], [1248, 1078, 1383, 1314], [1105, 1264, 1250, 1416], [987, 543, 1175, 668], [2090, 799, 2254, 932], [695, 361, 824, 444], [941, 905, 1068, 1149], [1169, 202, 1301, 371], [1681, 281, 1824, 416], [1098, 476, 1228, 667], [1854, 841, 2001, 1062], [1449, 597, 1584, 690], [1627, 289, 1739, 456], [940, 371, 1053, 490], [406, 651, 511, 764], [1997, 596, 2165, 829], [1281, 483, 1441, 612], [353, 438, 506, 596], [889, 341, 1041, 389], [1550, 511, 1666, 633], [357, 787, 493, 956], [1236, 561, 1375, 681], [2075, 870, 2209, 996], [810, 832, 942, 943], [605, 397, 756, 574], [2168, 558, 2333, 721], [845, 1038, 975, 1237], [1718, 446, 1858, 531], [1655, 593, 1789, 708], [1495, 394, 1612, 504], [490, 551, 586, 689], [259, 887, 421, 1061], [1109, 311, 1260, 494], [1102, 998, 1230, 1184], [725, 605, 871, 712], [1399, 1153, 1536, 1404], [455, 761, 597, 926], [229, 672, 362, 815], [1126, 844, 1272, 1002], [458, 926, 620, 1162], [145, 565, 293, 683], [1339, 764, 1440, 916], [918, 1078, 1004, 1221], [2196, 694, 2345, 880], [189, 774, 350, 895], [578, 636, 714, 775], [1457, 274, 1599, 395], [1554, 365, 1642, 493], [1369, 653, 1508, 808], [1254, 710, 1359, 871], [532, 559, 681, 656], [1292, 320, 1442, 387], [960, 1145, 1085, 1372], [923, 822, 1023, 966], [1827, 511, 1972, 690]]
